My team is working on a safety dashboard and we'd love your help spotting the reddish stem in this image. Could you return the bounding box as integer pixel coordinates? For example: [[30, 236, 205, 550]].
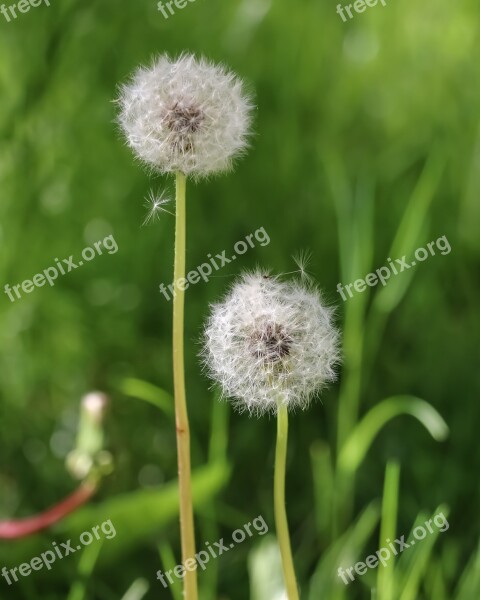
[[0, 482, 97, 540]]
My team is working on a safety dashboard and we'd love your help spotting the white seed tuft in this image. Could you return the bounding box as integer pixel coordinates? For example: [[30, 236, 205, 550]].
[[202, 271, 341, 416], [117, 54, 254, 178], [143, 189, 173, 225]]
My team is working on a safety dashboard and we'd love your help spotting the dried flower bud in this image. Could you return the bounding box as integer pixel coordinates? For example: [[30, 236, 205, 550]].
[[82, 391, 108, 425]]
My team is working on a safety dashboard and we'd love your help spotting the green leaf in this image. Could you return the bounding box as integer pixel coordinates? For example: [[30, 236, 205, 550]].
[[398, 506, 450, 600], [0, 462, 230, 570], [158, 543, 183, 600], [308, 502, 380, 600], [67, 539, 104, 600], [119, 378, 174, 416], [248, 535, 286, 600], [424, 557, 449, 600], [376, 462, 400, 600], [373, 150, 444, 315], [454, 540, 480, 600], [121, 578, 150, 600], [310, 440, 334, 541], [338, 396, 449, 475], [208, 393, 230, 464]]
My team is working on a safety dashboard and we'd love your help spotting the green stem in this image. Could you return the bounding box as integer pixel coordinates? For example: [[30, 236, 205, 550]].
[[173, 171, 198, 600], [274, 404, 300, 600]]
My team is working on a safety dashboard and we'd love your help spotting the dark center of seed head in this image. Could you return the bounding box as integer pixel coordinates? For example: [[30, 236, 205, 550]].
[[251, 323, 292, 364], [164, 102, 204, 135]]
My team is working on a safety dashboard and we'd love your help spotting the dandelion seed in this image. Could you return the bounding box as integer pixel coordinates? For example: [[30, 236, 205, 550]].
[[292, 250, 313, 282], [143, 189, 173, 225]]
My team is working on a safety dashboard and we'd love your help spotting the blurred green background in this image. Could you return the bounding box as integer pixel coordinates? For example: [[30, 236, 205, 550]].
[[1, 0, 480, 598]]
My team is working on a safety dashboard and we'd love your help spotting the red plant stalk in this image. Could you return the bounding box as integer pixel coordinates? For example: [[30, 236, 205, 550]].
[[0, 482, 97, 540]]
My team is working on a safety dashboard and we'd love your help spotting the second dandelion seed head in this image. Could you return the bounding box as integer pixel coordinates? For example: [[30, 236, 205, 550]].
[[202, 271, 341, 416]]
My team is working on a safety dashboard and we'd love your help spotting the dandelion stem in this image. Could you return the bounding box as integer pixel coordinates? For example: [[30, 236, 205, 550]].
[[0, 482, 97, 539], [274, 404, 300, 600], [173, 171, 198, 600]]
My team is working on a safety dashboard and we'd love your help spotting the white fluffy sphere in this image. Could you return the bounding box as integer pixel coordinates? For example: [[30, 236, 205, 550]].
[[202, 272, 340, 415], [117, 54, 253, 178]]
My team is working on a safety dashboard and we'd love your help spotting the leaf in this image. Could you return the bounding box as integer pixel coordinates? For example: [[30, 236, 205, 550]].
[[338, 396, 449, 475], [424, 557, 449, 600], [310, 440, 334, 541], [373, 150, 444, 315], [67, 539, 104, 600], [398, 506, 450, 600], [208, 392, 230, 463], [308, 501, 380, 600], [248, 535, 287, 600], [454, 540, 480, 600], [121, 578, 150, 600], [0, 462, 230, 570], [376, 462, 400, 600], [119, 378, 174, 416], [158, 543, 183, 600]]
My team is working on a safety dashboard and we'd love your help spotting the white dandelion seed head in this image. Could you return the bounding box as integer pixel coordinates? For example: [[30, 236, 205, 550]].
[[117, 53, 254, 178], [202, 271, 341, 416]]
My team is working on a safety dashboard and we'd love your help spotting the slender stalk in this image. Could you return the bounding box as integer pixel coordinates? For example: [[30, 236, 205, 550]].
[[274, 404, 300, 600], [0, 482, 97, 539], [173, 171, 198, 600]]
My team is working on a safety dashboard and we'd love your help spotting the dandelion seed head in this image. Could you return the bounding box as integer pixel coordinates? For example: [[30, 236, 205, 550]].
[[202, 271, 341, 416], [117, 54, 254, 178]]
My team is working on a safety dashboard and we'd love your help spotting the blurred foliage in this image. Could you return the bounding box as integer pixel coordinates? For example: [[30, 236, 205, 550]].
[[1, 0, 480, 598]]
